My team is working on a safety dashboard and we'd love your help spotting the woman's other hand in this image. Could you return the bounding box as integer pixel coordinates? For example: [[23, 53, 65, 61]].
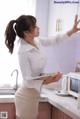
[[42, 72, 63, 85], [67, 14, 80, 36]]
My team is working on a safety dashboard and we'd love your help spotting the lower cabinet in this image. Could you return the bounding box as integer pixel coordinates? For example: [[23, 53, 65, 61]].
[[0, 102, 73, 119], [0, 103, 16, 119], [38, 102, 52, 119], [38, 102, 72, 119], [52, 105, 72, 119]]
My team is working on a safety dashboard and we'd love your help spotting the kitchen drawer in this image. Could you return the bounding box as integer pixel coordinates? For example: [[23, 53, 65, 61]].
[[0, 103, 16, 119]]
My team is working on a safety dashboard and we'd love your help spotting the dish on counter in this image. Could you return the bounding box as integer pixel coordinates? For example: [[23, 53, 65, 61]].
[[55, 90, 69, 96]]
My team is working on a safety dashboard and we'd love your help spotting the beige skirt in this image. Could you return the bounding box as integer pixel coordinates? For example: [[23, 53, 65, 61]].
[[15, 86, 40, 119]]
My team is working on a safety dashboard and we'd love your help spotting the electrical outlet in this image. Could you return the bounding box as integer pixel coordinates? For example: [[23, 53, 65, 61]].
[[0, 112, 8, 119]]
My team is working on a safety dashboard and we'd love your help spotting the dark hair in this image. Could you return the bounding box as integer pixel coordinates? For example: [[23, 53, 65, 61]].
[[5, 15, 36, 54]]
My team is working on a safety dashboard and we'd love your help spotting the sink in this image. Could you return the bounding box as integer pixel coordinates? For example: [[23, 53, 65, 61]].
[[0, 88, 16, 95]]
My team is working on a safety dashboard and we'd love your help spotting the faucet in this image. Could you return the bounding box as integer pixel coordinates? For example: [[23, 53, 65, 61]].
[[11, 69, 19, 91]]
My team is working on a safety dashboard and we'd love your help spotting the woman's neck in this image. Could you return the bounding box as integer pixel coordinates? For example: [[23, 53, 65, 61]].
[[24, 35, 38, 49]]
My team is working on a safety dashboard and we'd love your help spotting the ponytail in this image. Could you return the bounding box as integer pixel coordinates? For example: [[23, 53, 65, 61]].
[[5, 20, 16, 54]]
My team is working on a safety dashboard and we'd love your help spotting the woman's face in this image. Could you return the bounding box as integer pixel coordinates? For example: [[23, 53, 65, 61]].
[[33, 26, 40, 37]]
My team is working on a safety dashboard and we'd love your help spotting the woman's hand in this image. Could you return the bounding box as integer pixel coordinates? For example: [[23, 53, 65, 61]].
[[42, 72, 63, 85], [67, 14, 80, 37]]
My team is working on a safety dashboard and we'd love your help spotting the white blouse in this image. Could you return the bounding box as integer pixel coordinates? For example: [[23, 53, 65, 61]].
[[18, 34, 69, 92]]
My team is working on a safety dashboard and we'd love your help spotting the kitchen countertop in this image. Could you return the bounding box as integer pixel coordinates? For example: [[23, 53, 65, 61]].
[[40, 87, 80, 119], [0, 86, 80, 119], [0, 95, 15, 103]]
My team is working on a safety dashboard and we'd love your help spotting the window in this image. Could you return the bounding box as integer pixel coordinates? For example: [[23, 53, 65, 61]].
[[0, 0, 36, 89]]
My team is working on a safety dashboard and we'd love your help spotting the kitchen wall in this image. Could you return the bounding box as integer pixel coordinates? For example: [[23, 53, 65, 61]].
[[35, 0, 80, 74], [35, 0, 49, 37]]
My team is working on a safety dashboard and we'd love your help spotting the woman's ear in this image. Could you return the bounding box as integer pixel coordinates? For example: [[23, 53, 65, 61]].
[[24, 31, 32, 38], [24, 31, 27, 35], [23, 31, 29, 37]]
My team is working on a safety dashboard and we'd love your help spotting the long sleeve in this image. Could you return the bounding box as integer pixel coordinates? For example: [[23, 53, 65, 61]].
[[18, 49, 44, 92], [19, 53, 43, 91], [39, 34, 70, 46]]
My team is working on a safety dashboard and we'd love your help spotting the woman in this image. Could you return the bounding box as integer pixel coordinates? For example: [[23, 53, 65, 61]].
[[5, 15, 80, 119]]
